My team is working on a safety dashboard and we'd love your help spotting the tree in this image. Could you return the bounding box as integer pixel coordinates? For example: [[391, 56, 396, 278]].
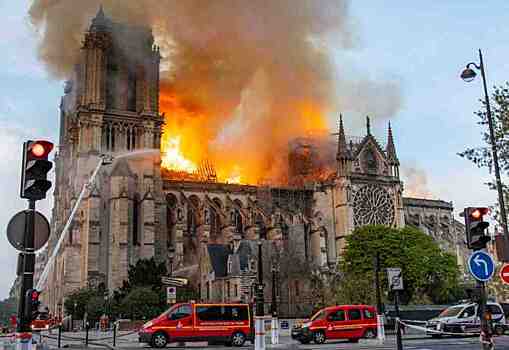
[[112, 258, 198, 320], [338, 225, 462, 305], [113, 257, 168, 303], [120, 287, 163, 320], [459, 82, 509, 223], [64, 287, 105, 321]]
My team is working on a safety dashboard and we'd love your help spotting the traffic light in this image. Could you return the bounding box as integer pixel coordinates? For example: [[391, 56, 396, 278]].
[[24, 289, 40, 323], [463, 207, 491, 250], [20, 140, 54, 200]]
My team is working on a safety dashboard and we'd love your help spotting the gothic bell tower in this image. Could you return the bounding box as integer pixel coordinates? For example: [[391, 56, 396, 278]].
[[48, 7, 166, 314]]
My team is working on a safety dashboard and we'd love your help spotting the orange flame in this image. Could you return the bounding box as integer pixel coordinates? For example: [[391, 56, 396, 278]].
[[159, 92, 330, 186]]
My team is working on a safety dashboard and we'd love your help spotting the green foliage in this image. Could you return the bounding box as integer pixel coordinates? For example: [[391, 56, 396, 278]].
[[459, 82, 509, 222], [126, 258, 168, 289], [114, 258, 168, 302], [337, 225, 462, 305], [112, 258, 198, 320], [64, 259, 198, 321], [120, 287, 163, 320], [64, 287, 106, 321]]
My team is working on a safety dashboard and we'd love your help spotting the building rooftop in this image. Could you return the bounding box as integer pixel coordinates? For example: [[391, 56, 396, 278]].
[[403, 197, 453, 210]]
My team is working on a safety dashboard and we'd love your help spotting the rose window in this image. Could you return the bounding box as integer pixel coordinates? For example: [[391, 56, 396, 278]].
[[353, 185, 395, 227]]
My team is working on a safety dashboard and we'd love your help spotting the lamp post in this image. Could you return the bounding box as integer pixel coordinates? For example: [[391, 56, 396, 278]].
[[374, 252, 385, 342], [461, 49, 509, 256], [270, 261, 280, 345], [254, 240, 265, 350]]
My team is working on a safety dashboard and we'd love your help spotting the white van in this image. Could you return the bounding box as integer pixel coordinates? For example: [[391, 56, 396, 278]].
[[426, 302, 506, 337]]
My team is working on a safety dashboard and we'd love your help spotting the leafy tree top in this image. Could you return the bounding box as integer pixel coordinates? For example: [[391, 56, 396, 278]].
[[339, 225, 461, 305]]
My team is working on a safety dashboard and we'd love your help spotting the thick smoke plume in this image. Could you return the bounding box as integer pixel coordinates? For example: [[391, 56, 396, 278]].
[[29, 0, 401, 184], [401, 165, 435, 199]]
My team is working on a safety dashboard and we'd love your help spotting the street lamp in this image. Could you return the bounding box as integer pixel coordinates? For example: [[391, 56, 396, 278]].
[[461, 49, 509, 256], [254, 240, 265, 350], [256, 241, 264, 317], [270, 263, 279, 317]]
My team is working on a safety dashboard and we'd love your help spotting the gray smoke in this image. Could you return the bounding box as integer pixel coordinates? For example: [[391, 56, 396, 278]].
[[29, 0, 401, 182]]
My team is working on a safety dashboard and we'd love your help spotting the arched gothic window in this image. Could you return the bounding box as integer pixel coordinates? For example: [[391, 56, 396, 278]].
[[167, 194, 178, 249], [363, 148, 378, 174]]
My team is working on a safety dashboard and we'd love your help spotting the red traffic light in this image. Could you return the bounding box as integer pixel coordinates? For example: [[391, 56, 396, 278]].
[[31, 290, 39, 301], [28, 141, 53, 159], [470, 207, 490, 220]]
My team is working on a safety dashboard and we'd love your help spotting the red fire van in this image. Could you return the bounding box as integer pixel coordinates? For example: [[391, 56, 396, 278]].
[[138, 303, 252, 347], [291, 305, 377, 344]]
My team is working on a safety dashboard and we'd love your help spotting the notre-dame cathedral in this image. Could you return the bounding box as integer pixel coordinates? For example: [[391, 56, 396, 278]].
[[41, 9, 468, 317]]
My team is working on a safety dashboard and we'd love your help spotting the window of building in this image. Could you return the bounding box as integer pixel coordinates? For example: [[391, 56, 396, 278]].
[[294, 280, 299, 297], [226, 281, 230, 298], [210, 206, 220, 237], [206, 281, 210, 300], [363, 149, 378, 174], [167, 194, 177, 248], [234, 209, 243, 236], [348, 309, 362, 321], [187, 205, 197, 237], [234, 284, 238, 297]]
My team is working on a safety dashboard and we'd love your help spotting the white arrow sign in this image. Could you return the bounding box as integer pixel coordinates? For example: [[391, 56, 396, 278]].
[[474, 254, 489, 275]]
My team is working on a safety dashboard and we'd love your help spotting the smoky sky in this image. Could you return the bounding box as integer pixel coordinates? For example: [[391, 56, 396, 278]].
[[29, 0, 401, 182]]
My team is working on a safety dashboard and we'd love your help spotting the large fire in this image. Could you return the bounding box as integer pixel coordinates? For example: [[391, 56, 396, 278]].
[[159, 91, 329, 185]]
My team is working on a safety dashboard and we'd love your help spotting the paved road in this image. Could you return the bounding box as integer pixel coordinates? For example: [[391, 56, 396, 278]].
[[18, 331, 509, 350]]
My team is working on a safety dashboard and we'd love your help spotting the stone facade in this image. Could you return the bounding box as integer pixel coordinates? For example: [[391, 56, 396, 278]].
[[403, 197, 470, 273], [45, 9, 164, 316], [44, 10, 466, 317]]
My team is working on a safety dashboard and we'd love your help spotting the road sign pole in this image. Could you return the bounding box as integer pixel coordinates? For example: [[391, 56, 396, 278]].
[[478, 281, 494, 350], [16, 199, 35, 350], [395, 290, 403, 350]]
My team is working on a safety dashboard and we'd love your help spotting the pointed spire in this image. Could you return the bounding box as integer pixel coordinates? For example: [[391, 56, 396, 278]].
[[97, 4, 105, 19], [366, 116, 371, 136], [90, 4, 110, 32], [336, 114, 352, 160], [386, 121, 399, 165]]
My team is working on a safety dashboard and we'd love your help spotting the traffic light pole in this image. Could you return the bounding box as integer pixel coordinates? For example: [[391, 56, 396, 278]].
[[16, 199, 35, 350], [478, 281, 493, 350]]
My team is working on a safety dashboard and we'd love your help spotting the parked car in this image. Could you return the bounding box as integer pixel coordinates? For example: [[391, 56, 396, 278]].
[[138, 302, 252, 347], [291, 304, 377, 344], [426, 302, 506, 337]]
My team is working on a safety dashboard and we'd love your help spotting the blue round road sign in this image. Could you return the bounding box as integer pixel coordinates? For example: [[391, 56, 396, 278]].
[[468, 251, 495, 282]]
